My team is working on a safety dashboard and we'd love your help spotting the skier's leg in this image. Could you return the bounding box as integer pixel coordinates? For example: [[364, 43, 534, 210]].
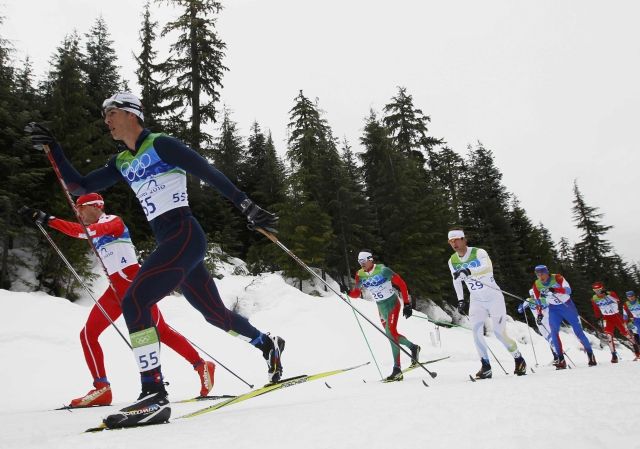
[[180, 262, 261, 340], [377, 297, 402, 368], [120, 214, 205, 391], [71, 288, 121, 407], [152, 306, 200, 365], [564, 301, 593, 354], [469, 301, 490, 361], [547, 305, 565, 357], [488, 299, 520, 357], [80, 288, 122, 381]]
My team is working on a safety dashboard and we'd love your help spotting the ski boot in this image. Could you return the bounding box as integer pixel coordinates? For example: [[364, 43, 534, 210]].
[[514, 356, 527, 376], [587, 352, 597, 367], [385, 366, 403, 382], [257, 333, 285, 383], [555, 358, 567, 370], [552, 354, 560, 367], [103, 382, 170, 429], [195, 359, 216, 397], [410, 344, 421, 367], [69, 380, 112, 407], [475, 358, 492, 379], [611, 352, 619, 364]]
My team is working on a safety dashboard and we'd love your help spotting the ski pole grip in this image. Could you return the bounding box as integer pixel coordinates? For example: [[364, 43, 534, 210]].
[[255, 226, 279, 243]]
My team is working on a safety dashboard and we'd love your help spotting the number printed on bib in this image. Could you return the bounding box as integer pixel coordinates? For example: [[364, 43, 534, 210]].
[[130, 328, 161, 372]]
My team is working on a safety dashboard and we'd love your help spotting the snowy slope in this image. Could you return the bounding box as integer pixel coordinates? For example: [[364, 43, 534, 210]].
[[0, 271, 638, 449]]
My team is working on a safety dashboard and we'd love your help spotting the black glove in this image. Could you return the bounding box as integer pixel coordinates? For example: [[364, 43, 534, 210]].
[[403, 303, 413, 319], [18, 206, 51, 226], [457, 299, 468, 315], [24, 122, 56, 150], [536, 313, 543, 325], [548, 287, 557, 293], [240, 199, 278, 233], [453, 267, 471, 280]]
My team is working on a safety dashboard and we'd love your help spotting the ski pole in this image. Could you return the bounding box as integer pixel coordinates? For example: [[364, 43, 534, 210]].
[[411, 310, 467, 329], [255, 227, 437, 379], [467, 276, 525, 303], [181, 334, 254, 388], [34, 222, 132, 349], [347, 298, 384, 381], [41, 143, 124, 306], [562, 350, 576, 368], [521, 305, 539, 366]]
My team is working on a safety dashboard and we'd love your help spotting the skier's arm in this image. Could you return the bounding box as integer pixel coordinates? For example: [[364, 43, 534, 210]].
[[591, 299, 602, 318], [348, 273, 362, 298], [49, 216, 125, 239], [468, 249, 493, 277], [154, 136, 248, 208], [48, 143, 122, 195], [623, 303, 632, 321], [549, 274, 571, 295], [391, 273, 409, 304], [532, 284, 544, 314], [448, 260, 465, 300]]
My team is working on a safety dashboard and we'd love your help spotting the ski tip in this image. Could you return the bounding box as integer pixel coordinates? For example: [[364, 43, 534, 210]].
[[421, 379, 429, 387], [324, 382, 332, 389], [468, 374, 476, 382], [530, 368, 536, 374], [84, 423, 108, 433]]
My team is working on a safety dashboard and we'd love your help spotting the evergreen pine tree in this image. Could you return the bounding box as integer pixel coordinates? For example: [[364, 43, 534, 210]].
[[571, 181, 613, 283], [244, 124, 287, 273], [135, 1, 167, 131], [157, 0, 228, 149], [457, 143, 527, 301], [380, 89, 451, 304], [333, 138, 377, 288], [360, 111, 447, 305]]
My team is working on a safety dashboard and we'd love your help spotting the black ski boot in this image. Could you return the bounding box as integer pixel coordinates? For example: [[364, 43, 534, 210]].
[[257, 333, 285, 383], [514, 356, 527, 376], [555, 358, 567, 370], [475, 358, 492, 379], [611, 352, 619, 363], [103, 382, 170, 429], [410, 344, 421, 367], [587, 352, 597, 367], [385, 366, 403, 382]]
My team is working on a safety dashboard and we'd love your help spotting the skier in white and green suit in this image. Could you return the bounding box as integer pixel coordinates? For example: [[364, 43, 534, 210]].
[[447, 229, 527, 379], [349, 250, 420, 382]]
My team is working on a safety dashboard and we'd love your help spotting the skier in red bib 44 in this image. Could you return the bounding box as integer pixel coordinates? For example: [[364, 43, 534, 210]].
[[348, 250, 420, 382], [590, 281, 640, 362]]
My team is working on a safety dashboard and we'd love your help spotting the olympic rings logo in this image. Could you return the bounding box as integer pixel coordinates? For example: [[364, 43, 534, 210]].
[[452, 259, 480, 270], [120, 153, 152, 181]]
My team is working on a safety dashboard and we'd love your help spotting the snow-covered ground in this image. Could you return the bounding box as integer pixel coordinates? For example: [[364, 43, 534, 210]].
[[1, 268, 638, 449]]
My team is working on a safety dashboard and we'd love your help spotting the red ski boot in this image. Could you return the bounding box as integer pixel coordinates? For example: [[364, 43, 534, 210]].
[[195, 360, 216, 397], [70, 381, 112, 407]]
